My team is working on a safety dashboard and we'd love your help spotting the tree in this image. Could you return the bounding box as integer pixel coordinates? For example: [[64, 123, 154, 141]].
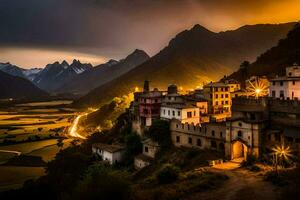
[[72, 164, 132, 200], [124, 133, 142, 165], [147, 119, 171, 148], [156, 164, 180, 184]]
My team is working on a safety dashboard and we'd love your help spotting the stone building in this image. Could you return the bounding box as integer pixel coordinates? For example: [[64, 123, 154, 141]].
[[170, 119, 226, 152], [203, 82, 231, 116], [134, 139, 160, 169], [160, 104, 200, 124], [132, 81, 164, 135], [92, 143, 126, 165], [269, 65, 300, 100]]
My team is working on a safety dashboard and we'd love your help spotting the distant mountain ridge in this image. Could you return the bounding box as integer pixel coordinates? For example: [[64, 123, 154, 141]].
[[57, 49, 150, 95], [228, 23, 300, 84], [33, 59, 93, 92], [0, 62, 42, 80], [74, 22, 297, 107], [0, 70, 48, 100]]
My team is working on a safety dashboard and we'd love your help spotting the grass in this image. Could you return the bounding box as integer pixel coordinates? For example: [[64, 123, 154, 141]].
[[0, 166, 45, 192]]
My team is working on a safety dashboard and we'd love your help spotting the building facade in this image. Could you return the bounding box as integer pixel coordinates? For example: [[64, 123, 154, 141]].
[[269, 65, 300, 100], [203, 82, 231, 116]]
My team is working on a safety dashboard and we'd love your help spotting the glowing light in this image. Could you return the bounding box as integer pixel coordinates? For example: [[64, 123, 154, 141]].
[[179, 86, 183, 91], [272, 145, 292, 161], [246, 78, 269, 97], [68, 113, 87, 139], [135, 87, 139, 92]]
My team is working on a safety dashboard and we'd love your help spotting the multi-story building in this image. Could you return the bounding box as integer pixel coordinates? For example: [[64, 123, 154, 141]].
[[225, 79, 241, 93], [203, 82, 231, 115], [132, 81, 164, 135], [160, 104, 200, 124], [269, 65, 300, 100], [170, 119, 226, 152]]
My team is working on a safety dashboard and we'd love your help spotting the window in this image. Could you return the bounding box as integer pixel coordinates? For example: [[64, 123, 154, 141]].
[[168, 110, 170, 115], [144, 146, 149, 153], [225, 101, 228, 104], [293, 81, 295, 85], [272, 81, 275, 86], [188, 137, 192, 144], [220, 132, 223, 138], [194, 111, 196, 116], [163, 109, 166, 115], [225, 94, 229, 98], [280, 81, 283, 86], [172, 110, 175, 116], [212, 130, 215, 137], [221, 94, 224, 98], [197, 139, 202, 146], [155, 99, 158, 103], [215, 94, 218, 98], [215, 88, 218, 92], [238, 130, 243, 137], [225, 88, 228, 91], [176, 136, 180, 143], [280, 90, 284, 98], [178, 111, 181, 116], [272, 91, 276, 98], [215, 101, 218, 106], [187, 112, 192, 118], [211, 141, 217, 148], [176, 124, 179, 128], [221, 88, 224, 92]]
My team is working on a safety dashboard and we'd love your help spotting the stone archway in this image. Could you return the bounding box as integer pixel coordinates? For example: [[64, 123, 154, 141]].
[[231, 140, 248, 160]]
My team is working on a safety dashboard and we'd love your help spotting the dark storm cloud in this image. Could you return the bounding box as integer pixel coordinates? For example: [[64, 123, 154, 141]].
[[0, 0, 299, 67]]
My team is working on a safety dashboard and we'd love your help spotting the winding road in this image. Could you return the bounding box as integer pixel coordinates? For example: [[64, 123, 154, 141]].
[[68, 113, 87, 139]]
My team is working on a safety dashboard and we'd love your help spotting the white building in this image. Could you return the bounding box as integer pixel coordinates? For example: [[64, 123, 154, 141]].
[[269, 65, 300, 100], [92, 143, 125, 165], [160, 104, 200, 124]]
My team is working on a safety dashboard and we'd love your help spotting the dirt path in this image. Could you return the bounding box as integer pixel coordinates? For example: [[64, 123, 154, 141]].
[[186, 161, 279, 200]]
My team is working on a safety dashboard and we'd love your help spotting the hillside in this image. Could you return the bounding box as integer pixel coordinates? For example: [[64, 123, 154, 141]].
[[74, 22, 296, 107], [0, 70, 48, 100], [57, 49, 150, 95], [228, 23, 300, 84]]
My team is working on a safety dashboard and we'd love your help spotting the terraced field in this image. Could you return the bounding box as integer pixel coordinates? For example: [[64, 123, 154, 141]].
[[0, 101, 78, 191]]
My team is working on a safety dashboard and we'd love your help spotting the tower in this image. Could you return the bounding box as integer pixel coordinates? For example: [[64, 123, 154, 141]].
[[143, 80, 150, 92]]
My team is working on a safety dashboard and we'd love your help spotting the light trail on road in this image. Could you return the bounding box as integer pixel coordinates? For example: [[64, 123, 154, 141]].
[[68, 113, 88, 139], [0, 150, 22, 156]]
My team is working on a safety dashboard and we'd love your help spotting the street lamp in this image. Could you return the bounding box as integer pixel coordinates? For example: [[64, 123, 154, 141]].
[[271, 145, 292, 174]]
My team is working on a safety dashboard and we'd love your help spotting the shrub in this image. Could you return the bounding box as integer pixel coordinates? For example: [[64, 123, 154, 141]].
[[156, 164, 180, 184], [147, 119, 171, 148]]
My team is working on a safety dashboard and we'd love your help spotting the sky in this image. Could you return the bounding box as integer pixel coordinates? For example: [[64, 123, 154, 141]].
[[0, 0, 299, 68]]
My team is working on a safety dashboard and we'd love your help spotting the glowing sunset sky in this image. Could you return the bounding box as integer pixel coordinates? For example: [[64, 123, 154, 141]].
[[0, 0, 299, 68]]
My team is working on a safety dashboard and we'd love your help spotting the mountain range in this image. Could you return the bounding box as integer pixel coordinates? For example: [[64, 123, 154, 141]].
[[228, 23, 300, 83], [73, 22, 297, 107], [32, 60, 93, 92], [0, 70, 48, 100], [0, 22, 298, 104], [57, 49, 150, 95], [0, 62, 42, 81]]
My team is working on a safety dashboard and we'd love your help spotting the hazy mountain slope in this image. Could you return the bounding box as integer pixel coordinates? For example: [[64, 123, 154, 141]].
[[0, 62, 27, 78], [74, 22, 296, 107], [33, 60, 92, 92], [58, 49, 150, 95], [228, 23, 300, 84], [0, 70, 48, 99]]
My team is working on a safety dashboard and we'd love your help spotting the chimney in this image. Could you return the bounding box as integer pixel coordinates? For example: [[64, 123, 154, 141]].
[[143, 80, 150, 92]]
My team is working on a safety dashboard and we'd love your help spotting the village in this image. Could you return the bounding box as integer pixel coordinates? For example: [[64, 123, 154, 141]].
[[92, 64, 300, 170]]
